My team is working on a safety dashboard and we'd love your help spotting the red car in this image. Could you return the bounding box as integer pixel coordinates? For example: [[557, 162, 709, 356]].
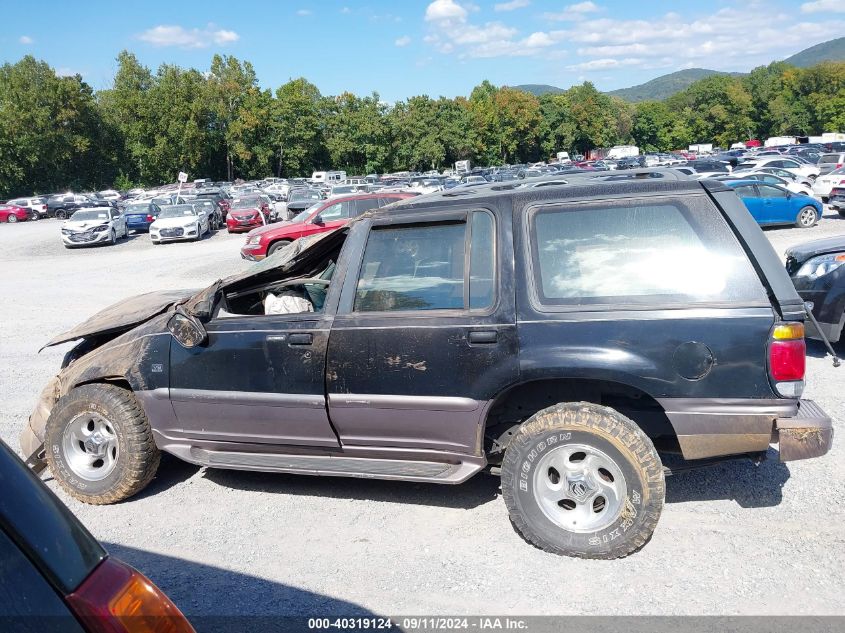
[[0, 203, 31, 223], [225, 195, 271, 233], [241, 192, 416, 260]]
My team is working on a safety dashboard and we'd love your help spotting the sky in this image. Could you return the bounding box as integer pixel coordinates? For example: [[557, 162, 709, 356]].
[[1, 0, 844, 101]]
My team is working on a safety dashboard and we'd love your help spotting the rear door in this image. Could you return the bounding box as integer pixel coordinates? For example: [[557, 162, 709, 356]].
[[733, 184, 764, 223], [326, 209, 518, 455]]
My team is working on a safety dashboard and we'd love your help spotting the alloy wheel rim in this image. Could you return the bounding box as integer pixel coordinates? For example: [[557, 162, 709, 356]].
[[61, 412, 119, 481], [532, 443, 627, 533], [800, 208, 816, 226]]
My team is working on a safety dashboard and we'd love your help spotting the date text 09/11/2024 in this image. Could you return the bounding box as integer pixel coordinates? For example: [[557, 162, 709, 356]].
[[307, 617, 529, 630]]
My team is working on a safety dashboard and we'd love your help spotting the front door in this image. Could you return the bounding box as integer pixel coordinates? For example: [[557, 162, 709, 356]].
[[169, 312, 340, 448], [326, 209, 519, 455]]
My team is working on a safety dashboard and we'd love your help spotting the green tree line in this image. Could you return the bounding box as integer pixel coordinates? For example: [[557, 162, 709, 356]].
[[1, 52, 843, 197]]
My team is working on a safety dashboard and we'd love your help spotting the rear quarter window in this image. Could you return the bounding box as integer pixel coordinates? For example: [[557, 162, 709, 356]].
[[527, 195, 768, 309]]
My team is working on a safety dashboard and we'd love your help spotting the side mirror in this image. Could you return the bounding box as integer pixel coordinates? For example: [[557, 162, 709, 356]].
[[167, 311, 207, 348], [313, 215, 324, 225]]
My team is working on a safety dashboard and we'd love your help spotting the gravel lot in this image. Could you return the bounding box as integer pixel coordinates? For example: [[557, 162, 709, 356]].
[[1, 207, 844, 621]]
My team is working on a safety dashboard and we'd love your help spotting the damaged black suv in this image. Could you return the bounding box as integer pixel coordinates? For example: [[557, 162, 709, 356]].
[[22, 173, 833, 559]]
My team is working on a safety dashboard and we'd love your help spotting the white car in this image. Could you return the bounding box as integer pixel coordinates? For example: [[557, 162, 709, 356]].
[[6, 196, 47, 219], [737, 157, 820, 182], [98, 189, 121, 201], [727, 171, 813, 196], [149, 204, 210, 244], [61, 207, 127, 248], [811, 167, 845, 199]]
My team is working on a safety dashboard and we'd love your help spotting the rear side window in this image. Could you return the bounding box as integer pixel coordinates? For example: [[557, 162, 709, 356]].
[[528, 196, 767, 308], [758, 185, 787, 199]]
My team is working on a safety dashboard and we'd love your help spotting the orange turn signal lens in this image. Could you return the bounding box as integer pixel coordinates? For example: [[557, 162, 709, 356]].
[[66, 557, 195, 633], [772, 322, 804, 341], [108, 571, 193, 633]]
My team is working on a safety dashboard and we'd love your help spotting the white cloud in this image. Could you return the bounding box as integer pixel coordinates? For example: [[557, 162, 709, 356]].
[[213, 30, 239, 44], [137, 24, 240, 49], [425, 0, 468, 21], [545, 1, 600, 21], [566, 57, 643, 71], [340, 6, 351, 14], [395, 35, 412, 47], [19, 35, 33, 44], [559, 7, 845, 71], [801, 0, 845, 12], [296, 9, 312, 16], [495, 0, 530, 11], [424, 0, 843, 71]]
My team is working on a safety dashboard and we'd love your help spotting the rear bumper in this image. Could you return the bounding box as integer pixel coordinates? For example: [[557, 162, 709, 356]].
[[658, 397, 833, 462], [775, 400, 834, 461]]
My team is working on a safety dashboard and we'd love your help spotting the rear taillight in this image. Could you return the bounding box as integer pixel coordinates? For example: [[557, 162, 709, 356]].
[[66, 558, 194, 633], [146, 215, 155, 222], [768, 322, 805, 397]]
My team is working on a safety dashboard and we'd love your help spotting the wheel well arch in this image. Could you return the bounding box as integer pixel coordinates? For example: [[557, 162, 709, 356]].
[[73, 377, 133, 393], [482, 377, 678, 459]]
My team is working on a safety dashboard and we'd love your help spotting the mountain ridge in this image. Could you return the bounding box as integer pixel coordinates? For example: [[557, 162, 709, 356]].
[[512, 36, 845, 102]]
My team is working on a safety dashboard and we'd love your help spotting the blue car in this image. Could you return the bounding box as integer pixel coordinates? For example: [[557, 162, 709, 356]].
[[726, 179, 822, 228], [122, 201, 161, 233]]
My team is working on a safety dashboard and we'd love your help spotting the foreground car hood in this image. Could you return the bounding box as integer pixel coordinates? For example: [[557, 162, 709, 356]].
[[42, 288, 198, 349]]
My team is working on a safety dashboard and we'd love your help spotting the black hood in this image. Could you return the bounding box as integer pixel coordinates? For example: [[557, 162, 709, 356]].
[[41, 289, 197, 349], [786, 236, 845, 265]]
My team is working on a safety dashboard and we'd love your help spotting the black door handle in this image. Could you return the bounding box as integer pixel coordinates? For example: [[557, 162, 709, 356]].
[[288, 333, 313, 346], [468, 330, 498, 344]]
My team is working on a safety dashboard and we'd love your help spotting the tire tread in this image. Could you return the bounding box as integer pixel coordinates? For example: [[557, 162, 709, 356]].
[[501, 402, 665, 559], [45, 383, 160, 505]]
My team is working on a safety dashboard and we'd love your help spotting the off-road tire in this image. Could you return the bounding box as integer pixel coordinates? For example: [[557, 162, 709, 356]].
[[501, 402, 664, 559], [44, 384, 160, 505], [268, 239, 291, 256]]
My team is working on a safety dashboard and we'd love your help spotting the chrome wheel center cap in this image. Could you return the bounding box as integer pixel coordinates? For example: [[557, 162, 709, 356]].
[[566, 472, 596, 502], [84, 431, 109, 456]]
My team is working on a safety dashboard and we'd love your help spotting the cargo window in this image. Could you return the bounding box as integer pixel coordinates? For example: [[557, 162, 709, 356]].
[[528, 196, 767, 308]]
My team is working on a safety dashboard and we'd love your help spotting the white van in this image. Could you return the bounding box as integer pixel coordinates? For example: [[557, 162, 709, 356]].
[[311, 171, 347, 184], [606, 145, 639, 159]]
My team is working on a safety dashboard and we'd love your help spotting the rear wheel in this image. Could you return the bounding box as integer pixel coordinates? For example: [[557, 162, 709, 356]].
[[268, 239, 291, 256], [6, 214, 17, 223], [55, 209, 67, 220], [44, 384, 160, 504], [796, 205, 818, 228], [29, 211, 39, 221], [501, 402, 664, 559]]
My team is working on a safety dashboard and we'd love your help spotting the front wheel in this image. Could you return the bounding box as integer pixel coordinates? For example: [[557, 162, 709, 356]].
[[44, 384, 161, 504], [6, 214, 17, 223], [267, 239, 291, 256], [55, 209, 67, 220], [796, 205, 818, 228], [501, 402, 664, 559]]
